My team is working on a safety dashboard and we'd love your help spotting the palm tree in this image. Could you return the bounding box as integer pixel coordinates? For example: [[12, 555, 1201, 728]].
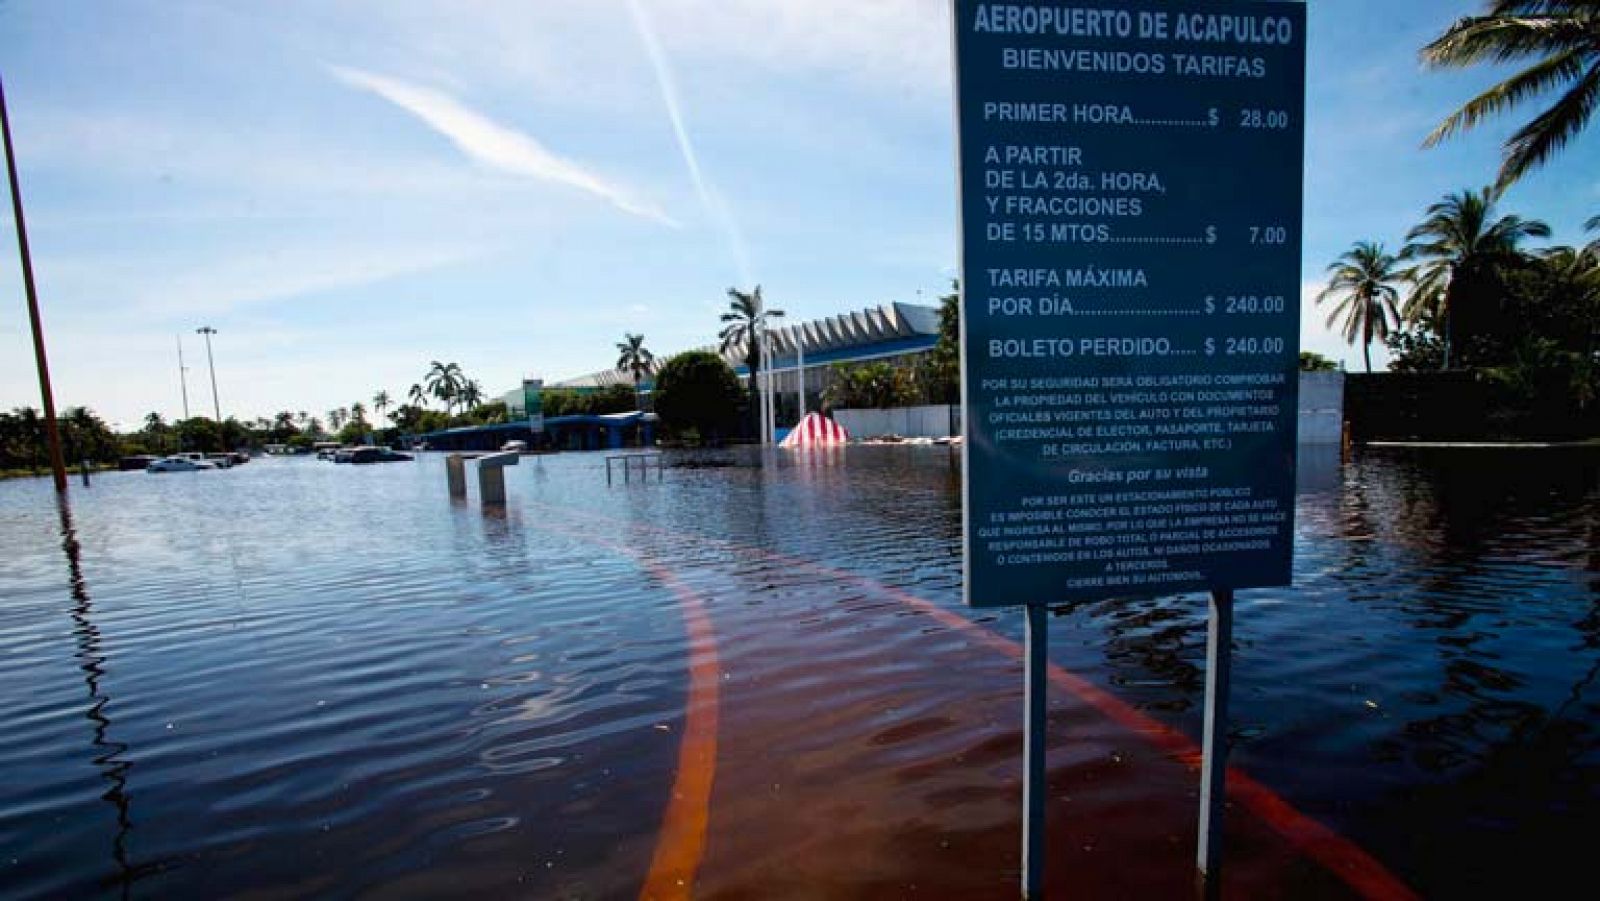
[[425, 361, 464, 415], [407, 383, 427, 411], [1422, 1, 1600, 192], [1586, 213, 1600, 255], [615, 333, 655, 409], [718, 286, 783, 432], [372, 390, 392, 424], [1401, 188, 1551, 367], [458, 379, 484, 413], [328, 408, 347, 432], [1317, 242, 1406, 373], [350, 402, 367, 425]]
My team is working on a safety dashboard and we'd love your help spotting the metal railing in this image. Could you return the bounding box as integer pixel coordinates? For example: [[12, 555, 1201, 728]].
[[605, 453, 663, 485]]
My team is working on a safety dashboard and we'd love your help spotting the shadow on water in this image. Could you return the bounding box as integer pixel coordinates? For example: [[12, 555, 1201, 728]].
[[57, 496, 137, 897], [1315, 448, 1600, 895]]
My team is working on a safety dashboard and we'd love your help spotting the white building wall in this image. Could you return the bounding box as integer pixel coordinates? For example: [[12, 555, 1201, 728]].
[[833, 373, 1345, 443]]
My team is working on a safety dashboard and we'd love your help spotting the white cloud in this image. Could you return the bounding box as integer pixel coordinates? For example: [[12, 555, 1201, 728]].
[[628, 0, 751, 284], [328, 65, 678, 226], [36, 241, 482, 319]]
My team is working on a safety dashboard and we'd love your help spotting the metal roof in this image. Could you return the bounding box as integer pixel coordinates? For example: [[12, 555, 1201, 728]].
[[550, 301, 940, 389]]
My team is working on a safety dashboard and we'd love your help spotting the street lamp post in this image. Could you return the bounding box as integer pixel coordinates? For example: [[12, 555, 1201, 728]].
[[196, 326, 221, 424]]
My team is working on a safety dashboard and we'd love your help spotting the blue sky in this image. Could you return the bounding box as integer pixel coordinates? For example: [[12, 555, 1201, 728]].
[[0, 0, 1596, 429]]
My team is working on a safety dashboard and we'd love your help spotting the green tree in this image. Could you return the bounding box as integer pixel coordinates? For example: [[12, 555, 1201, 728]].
[[1422, 0, 1600, 192], [0, 407, 45, 470], [616, 333, 655, 408], [1587, 213, 1600, 255], [1401, 188, 1550, 367], [175, 417, 223, 453], [459, 379, 484, 414], [719, 286, 783, 434], [822, 361, 917, 410], [1317, 241, 1406, 373], [407, 383, 428, 410], [1299, 351, 1340, 372], [372, 390, 392, 424], [390, 404, 426, 434], [653, 351, 743, 444], [465, 400, 508, 425], [426, 361, 465, 415], [923, 282, 961, 404], [142, 411, 169, 454], [270, 411, 297, 443], [350, 402, 367, 425]]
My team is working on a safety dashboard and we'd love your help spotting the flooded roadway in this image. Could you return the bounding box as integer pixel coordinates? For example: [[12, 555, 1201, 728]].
[[2, 446, 1595, 897]]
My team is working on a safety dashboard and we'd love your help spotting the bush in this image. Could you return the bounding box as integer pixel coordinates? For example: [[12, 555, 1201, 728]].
[[822, 361, 917, 409], [652, 351, 742, 443], [1299, 351, 1339, 372]]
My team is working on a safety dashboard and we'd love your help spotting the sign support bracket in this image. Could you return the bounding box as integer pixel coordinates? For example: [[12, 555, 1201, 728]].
[[1197, 587, 1235, 899], [1022, 602, 1048, 899]]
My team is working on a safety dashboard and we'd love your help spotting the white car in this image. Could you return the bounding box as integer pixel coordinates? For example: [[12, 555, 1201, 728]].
[[501, 440, 529, 453], [147, 455, 218, 472]]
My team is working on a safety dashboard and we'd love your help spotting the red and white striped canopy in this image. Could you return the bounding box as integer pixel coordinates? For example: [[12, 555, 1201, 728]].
[[781, 413, 849, 448]]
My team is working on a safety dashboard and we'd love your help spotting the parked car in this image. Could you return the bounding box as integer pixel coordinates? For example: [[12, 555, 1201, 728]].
[[501, 440, 529, 453], [147, 455, 218, 472], [342, 446, 413, 464]]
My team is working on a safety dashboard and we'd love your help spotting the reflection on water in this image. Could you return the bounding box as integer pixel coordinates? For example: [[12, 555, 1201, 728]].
[[58, 497, 135, 898], [0, 446, 1595, 897]]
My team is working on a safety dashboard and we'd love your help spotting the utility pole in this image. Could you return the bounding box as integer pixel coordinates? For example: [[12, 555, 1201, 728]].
[[1, 72, 67, 492], [176, 335, 191, 420], [196, 326, 221, 423]]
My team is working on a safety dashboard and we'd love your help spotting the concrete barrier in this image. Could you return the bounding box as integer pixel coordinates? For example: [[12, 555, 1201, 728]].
[[445, 454, 467, 498], [1298, 372, 1344, 445], [476, 451, 520, 504]]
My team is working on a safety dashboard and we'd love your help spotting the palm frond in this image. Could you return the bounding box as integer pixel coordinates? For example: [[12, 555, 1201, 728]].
[[1424, 49, 1585, 147], [1424, 14, 1590, 68], [1494, 61, 1600, 190]]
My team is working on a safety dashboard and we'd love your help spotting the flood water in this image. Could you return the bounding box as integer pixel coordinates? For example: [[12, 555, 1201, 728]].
[[1, 446, 1596, 898]]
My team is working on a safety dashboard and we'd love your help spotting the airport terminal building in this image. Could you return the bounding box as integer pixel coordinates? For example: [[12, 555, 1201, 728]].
[[420, 301, 943, 451]]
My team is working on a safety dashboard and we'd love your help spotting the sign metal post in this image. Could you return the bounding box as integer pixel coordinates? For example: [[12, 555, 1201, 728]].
[[1022, 603, 1048, 899], [1197, 587, 1235, 896], [950, 1, 1305, 895]]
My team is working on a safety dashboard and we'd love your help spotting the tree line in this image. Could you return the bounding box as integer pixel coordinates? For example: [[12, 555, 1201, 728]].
[[1314, 1, 1598, 431]]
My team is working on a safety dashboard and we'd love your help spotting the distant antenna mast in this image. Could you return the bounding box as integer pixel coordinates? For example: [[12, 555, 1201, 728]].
[[176, 334, 191, 420]]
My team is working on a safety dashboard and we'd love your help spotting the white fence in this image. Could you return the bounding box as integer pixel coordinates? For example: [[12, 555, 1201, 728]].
[[833, 373, 1346, 444], [832, 405, 955, 440], [1298, 372, 1344, 445]]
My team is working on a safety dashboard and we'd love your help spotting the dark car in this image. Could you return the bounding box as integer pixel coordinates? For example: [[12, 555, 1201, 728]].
[[348, 447, 412, 464]]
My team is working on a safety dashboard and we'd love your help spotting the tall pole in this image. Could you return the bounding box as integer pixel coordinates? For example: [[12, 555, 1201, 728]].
[[196, 326, 220, 423], [765, 318, 780, 440], [797, 338, 806, 421], [1, 73, 68, 492], [176, 335, 191, 420], [757, 315, 770, 446]]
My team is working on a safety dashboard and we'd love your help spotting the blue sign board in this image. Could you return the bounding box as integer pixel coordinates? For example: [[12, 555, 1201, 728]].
[[954, 0, 1306, 607]]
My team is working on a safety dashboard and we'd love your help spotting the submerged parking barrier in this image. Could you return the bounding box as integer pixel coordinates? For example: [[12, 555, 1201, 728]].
[[476, 451, 519, 504], [445, 454, 467, 498]]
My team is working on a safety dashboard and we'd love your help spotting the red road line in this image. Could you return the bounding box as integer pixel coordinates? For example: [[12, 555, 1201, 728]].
[[532, 501, 1419, 900], [518, 520, 719, 900], [635, 558, 720, 901]]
